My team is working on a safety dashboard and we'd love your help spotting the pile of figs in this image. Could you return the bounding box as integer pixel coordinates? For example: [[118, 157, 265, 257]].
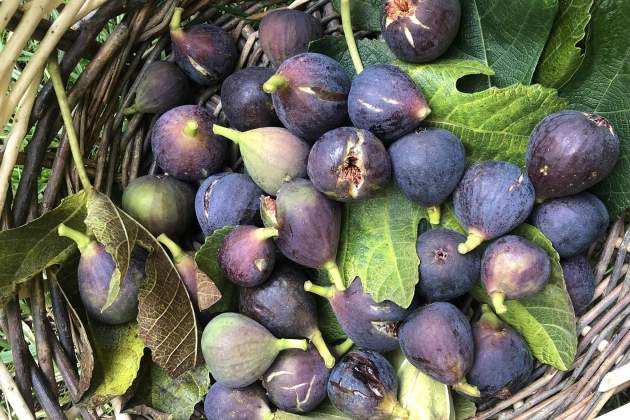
[[61, 1, 619, 418]]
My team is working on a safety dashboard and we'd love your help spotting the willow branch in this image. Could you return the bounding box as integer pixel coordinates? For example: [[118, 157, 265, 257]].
[[0, 359, 35, 420], [73, 0, 111, 23], [0, 0, 20, 35]]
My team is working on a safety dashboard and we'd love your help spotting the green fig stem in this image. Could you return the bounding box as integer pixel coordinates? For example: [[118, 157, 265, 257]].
[[427, 205, 441, 225], [458, 232, 484, 254], [309, 329, 336, 368], [324, 260, 346, 291], [304, 281, 335, 299], [490, 291, 508, 314], [123, 105, 138, 115], [277, 338, 308, 352], [58, 223, 91, 254], [340, 0, 364, 74], [182, 120, 198, 138], [256, 227, 279, 240], [452, 379, 481, 398], [536, 196, 546, 204], [262, 74, 288, 93], [48, 57, 92, 191], [170, 7, 184, 32], [480, 304, 504, 328], [213, 124, 242, 144], [157, 234, 187, 265], [334, 338, 354, 357], [390, 403, 410, 419], [263, 412, 275, 420]]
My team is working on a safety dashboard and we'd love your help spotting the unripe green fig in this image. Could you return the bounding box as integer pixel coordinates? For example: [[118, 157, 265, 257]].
[[124, 61, 190, 115]]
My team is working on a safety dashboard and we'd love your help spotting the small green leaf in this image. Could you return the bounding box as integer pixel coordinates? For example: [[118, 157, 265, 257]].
[[453, 394, 477, 420], [332, 0, 382, 31]]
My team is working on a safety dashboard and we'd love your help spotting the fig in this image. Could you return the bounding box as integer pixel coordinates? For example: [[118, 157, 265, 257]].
[[239, 263, 336, 368], [398, 302, 479, 397], [218, 225, 278, 287], [263, 345, 330, 413], [58, 224, 143, 325], [220, 67, 280, 131], [481, 235, 551, 314], [259, 9, 324, 67], [416, 228, 480, 302], [305, 277, 408, 353], [466, 305, 533, 402], [561, 254, 596, 316], [195, 172, 263, 236], [390, 128, 466, 224], [263, 53, 351, 141], [201, 312, 307, 388], [381, 0, 461, 63], [531, 193, 609, 258], [121, 174, 194, 238], [454, 161, 535, 254], [123, 61, 190, 115], [307, 127, 391, 202], [212, 125, 309, 195], [204, 382, 273, 420], [169, 7, 237, 85], [348, 64, 430, 143], [327, 348, 408, 419], [151, 105, 227, 181], [526, 110, 620, 199]]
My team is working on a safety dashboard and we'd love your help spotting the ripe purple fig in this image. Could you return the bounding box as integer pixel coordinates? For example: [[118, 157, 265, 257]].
[[561, 254, 596, 316], [307, 127, 392, 202], [124, 61, 190, 115], [169, 7, 237, 85], [151, 105, 227, 181], [204, 383, 273, 420], [527, 110, 620, 200], [481, 235, 551, 314]]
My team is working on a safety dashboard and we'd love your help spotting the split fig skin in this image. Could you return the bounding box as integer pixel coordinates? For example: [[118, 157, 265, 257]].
[[204, 382, 273, 420], [124, 61, 190, 115], [526, 110, 620, 200], [561, 254, 596, 316]]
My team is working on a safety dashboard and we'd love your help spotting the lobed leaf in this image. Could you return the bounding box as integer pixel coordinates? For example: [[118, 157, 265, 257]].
[[332, 0, 381, 31]]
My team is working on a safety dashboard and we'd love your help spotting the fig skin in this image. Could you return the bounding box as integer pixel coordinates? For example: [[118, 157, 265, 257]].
[[416, 228, 480, 302], [121, 174, 195, 239], [454, 160, 535, 254], [259, 9, 324, 67], [220, 67, 281, 131], [204, 383, 273, 420], [263, 53, 351, 141], [348, 64, 430, 143], [151, 105, 227, 181], [481, 235, 551, 314], [124, 61, 190, 115], [531, 193, 609, 258], [201, 312, 307, 388], [263, 346, 330, 413], [307, 127, 392, 202], [218, 225, 278, 288], [390, 128, 466, 224], [526, 110, 620, 200], [169, 7, 237, 85], [561, 254, 596, 316], [195, 172, 263, 236], [381, 0, 461, 63], [327, 348, 408, 420]]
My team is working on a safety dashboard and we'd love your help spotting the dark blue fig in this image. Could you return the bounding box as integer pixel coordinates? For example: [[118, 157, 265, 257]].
[[195, 172, 263, 237], [466, 305, 533, 402], [381, 0, 461, 63], [239, 263, 335, 367], [204, 382, 273, 420], [416, 228, 480, 302], [481, 235, 551, 314], [307, 127, 391, 202], [220, 67, 280, 131], [328, 348, 407, 419], [561, 254, 596, 316], [259, 9, 324, 67], [124, 61, 190, 115], [218, 225, 278, 288], [201, 312, 307, 388], [526, 110, 620, 200], [531, 193, 609, 258], [398, 302, 479, 397], [454, 161, 535, 254], [263, 53, 351, 141], [121, 174, 194, 239], [169, 7, 237, 85], [58, 224, 143, 325], [348, 64, 430, 144], [151, 105, 227, 181], [390, 128, 466, 224], [263, 346, 330, 413]]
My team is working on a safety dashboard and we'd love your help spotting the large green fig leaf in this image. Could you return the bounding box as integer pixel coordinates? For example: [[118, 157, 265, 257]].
[[332, 0, 381, 31]]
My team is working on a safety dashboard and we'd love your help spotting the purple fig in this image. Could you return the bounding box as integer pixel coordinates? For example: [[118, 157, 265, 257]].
[[561, 254, 596, 316], [123, 61, 190, 115], [204, 382, 273, 420]]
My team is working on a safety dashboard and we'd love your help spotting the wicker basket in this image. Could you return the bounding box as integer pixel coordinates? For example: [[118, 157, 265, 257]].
[[1, 1, 629, 419]]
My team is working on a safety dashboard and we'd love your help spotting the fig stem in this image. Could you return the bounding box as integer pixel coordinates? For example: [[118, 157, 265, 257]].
[[304, 281, 335, 299], [333, 338, 354, 357], [452, 379, 481, 398], [123, 105, 138, 115], [480, 304, 504, 328], [309, 329, 336, 368], [170, 7, 184, 32], [277, 338, 308, 352], [324, 260, 346, 291], [427, 206, 441, 225], [213, 124, 241, 144], [340, 0, 364, 74], [182, 120, 199, 138], [256, 227, 279, 240], [490, 291, 508, 314], [157, 234, 187, 265], [262, 74, 288, 93], [457, 232, 484, 254], [390, 403, 410, 419], [47, 57, 92, 191], [58, 223, 91, 254]]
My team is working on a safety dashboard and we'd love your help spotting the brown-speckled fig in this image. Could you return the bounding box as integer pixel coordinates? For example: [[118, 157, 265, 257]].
[[124, 61, 190, 115]]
